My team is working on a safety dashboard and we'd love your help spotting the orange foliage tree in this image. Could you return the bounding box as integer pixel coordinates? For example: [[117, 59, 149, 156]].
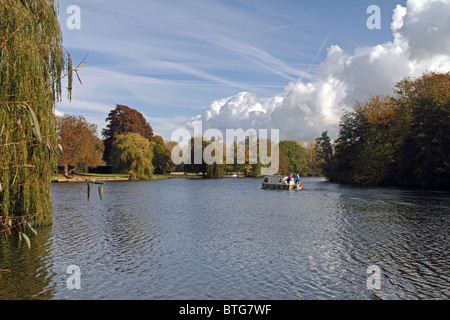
[[57, 115, 104, 175]]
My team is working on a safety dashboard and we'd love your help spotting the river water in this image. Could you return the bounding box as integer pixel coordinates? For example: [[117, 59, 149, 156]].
[[0, 177, 448, 300]]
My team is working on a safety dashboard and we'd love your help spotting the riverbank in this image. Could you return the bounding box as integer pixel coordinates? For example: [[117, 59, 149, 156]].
[[52, 173, 131, 183], [52, 172, 206, 183]]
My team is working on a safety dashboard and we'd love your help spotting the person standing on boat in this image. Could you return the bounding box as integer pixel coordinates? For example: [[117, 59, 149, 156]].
[[295, 174, 302, 189]]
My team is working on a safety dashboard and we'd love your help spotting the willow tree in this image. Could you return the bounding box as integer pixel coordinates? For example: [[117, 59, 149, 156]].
[[0, 0, 73, 230], [111, 133, 154, 181]]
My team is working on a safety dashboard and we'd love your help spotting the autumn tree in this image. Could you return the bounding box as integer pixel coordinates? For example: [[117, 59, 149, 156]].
[[277, 148, 290, 176], [57, 115, 104, 176], [316, 72, 450, 189], [166, 141, 183, 172], [111, 133, 154, 180], [102, 105, 154, 164], [304, 141, 321, 176]]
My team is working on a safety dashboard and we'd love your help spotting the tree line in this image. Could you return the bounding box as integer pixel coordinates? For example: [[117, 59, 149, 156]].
[[315, 72, 450, 189], [57, 104, 323, 180], [57, 71, 449, 188]]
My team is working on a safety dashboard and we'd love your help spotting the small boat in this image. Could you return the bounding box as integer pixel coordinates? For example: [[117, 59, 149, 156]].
[[261, 175, 302, 190]]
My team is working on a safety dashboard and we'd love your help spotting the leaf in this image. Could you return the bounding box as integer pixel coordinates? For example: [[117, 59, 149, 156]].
[[20, 232, 31, 250], [21, 104, 42, 143], [0, 182, 2, 193], [18, 231, 22, 249], [75, 70, 83, 85], [57, 143, 63, 154], [21, 164, 35, 168], [98, 185, 103, 200], [26, 221, 38, 236], [27, 106, 42, 143]]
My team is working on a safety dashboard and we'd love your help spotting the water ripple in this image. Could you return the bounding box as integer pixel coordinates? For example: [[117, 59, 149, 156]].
[[1, 178, 448, 300]]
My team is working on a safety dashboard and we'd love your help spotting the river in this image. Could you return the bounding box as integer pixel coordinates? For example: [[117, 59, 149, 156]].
[[0, 177, 448, 300]]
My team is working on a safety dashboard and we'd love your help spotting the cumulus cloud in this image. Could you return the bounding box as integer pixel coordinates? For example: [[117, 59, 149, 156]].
[[54, 109, 65, 117], [187, 0, 450, 141]]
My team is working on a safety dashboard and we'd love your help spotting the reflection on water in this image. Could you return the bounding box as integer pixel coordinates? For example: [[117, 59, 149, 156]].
[[0, 177, 449, 300]]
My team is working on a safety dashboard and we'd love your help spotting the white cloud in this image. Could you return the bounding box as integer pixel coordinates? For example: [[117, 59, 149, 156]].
[[54, 109, 65, 117], [188, 0, 450, 142]]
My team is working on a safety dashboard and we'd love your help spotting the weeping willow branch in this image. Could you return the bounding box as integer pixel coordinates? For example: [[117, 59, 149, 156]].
[[0, 5, 47, 49], [0, 0, 74, 229]]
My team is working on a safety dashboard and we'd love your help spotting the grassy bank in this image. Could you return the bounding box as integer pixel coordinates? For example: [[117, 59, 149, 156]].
[[153, 173, 203, 179], [52, 173, 131, 183], [52, 172, 205, 182]]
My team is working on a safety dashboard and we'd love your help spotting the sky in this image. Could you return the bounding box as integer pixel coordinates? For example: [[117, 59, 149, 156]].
[[56, 0, 450, 142]]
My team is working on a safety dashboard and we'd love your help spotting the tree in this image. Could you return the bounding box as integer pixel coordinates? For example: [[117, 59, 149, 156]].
[[110, 133, 154, 180], [206, 163, 226, 179], [57, 115, 104, 176], [304, 141, 322, 176], [395, 72, 450, 188], [184, 137, 209, 176], [352, 96, 398, 185], [333, 107, 369, 183], [102, 105, 154, 164], [166, 141, 183, 172], [279, 140, 312, 177], [0, 0, 73, 227], [315, 132, 335, 180], [315, 72, 450, 189], [152, 135, 171, 174], [277, 148, 290, 176]]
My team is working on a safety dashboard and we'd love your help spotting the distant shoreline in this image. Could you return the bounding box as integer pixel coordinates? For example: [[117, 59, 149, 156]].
[[51, 173, 207, 183]]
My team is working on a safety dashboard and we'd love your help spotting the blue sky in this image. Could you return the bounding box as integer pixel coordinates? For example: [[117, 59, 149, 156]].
[[56, 0, 449, 141]]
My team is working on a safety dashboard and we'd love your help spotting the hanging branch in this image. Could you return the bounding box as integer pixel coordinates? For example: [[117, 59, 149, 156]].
[[0, 5, 47, 49]]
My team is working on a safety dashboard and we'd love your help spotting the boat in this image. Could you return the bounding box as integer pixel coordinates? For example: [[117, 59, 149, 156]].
[[261, 175, 302, 190]]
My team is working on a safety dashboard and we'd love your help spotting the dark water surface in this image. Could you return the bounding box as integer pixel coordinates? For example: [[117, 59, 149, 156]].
[[1, 177, 449, 300]]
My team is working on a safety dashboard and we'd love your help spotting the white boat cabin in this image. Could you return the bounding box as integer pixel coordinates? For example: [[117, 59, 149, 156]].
[[261, 175, 302, 190]]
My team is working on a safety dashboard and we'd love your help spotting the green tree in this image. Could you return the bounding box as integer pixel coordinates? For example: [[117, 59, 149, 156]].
[[184, 137, 209, 176], [395, 72, 450, 188], [111, 133, 154, 180], [0, 0, 73, 228], [102, 105, 154, 164], [333, 107, 369, 184], [315, 132, 336, 181], [279, 140, 311, 176], [352, 96, 398, 185], [152, 135, 171, 174], [206, 163, 226, 179]]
